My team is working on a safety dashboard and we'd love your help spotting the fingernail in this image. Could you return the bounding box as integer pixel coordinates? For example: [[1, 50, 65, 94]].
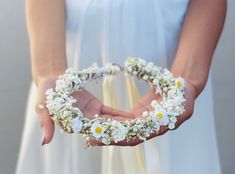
[[41, 137, 45, 146], [41, 128, 45, 146]]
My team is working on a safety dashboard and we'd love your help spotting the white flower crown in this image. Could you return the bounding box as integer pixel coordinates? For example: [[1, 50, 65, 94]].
[[44, 56, 186, 146]]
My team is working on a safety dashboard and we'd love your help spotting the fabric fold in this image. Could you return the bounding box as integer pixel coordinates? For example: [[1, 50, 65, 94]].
[[102, 75, 147, 174]]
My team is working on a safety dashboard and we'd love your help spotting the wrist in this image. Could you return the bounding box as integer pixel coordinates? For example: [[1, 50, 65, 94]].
[[33, 70, 65, 87], [171, 66, 208, 98]]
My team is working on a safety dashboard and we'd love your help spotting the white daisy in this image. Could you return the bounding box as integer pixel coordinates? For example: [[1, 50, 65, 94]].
[[90, 122, 105, 139], [151, 110, 169, 126], [175, 77, 185, 90], [71, 117, 83, 133]]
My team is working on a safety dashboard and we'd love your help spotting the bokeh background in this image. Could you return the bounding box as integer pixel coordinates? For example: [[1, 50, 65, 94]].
[[0, 0, 234, 174]]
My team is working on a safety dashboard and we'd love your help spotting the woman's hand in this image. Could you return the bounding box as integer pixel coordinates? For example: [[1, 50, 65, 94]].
[[131, 80, 196, 134], [91, 80, 197, 147], [35, 77, 134, 145]]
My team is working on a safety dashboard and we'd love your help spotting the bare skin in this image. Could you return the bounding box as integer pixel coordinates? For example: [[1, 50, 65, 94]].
[[27, 0, 226, 146], [92, 0, 227, 146], [26, 0, 134, 145], [35, 77, 135, 145]]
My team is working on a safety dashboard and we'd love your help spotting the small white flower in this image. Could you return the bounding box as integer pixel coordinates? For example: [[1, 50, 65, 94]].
[[102, 138, 110, 145], [175, 77, 185, 90], [127, 66, 133, 72], [167, 106, 174, 113], [153, 121, 161, 130], [132, 71, 138, 75], [111, 121, 128, 143], [91, 122, 105, 139], [168, 122, 176, 129], [151, 110, 169, 126], [153, 79, 162, 95], [169, 116, 177, 123], [60, 110, 68, 119], [174, 106, 184, 115], [163, 69, 173, 79], [45, 88, 54, 95], [152, 78, 159, 85], [143, 75, 149, 80], [142, 111, 149, 117], [45, 57, 186, 147], [139, 58, 146, 65], [145, 62, 154, 73], [150, 100, 158, 108], [90, 62, 99, 72], [167, 89, 177, 98], [71, 117, 83, 133], [152, 66, 159, 76], [101, 134, 111, 145]]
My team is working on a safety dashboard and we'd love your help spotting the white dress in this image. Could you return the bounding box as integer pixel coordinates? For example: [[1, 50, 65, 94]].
[[15, 0, 221, 174]]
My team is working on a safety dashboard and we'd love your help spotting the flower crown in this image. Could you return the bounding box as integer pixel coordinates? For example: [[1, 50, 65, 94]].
[[44, 56, 186, 146]]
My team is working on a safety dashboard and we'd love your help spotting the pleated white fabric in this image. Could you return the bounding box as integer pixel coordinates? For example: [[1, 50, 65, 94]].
[[15, 0, 222, 173]]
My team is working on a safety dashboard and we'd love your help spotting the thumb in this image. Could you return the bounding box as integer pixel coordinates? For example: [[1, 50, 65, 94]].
[[101, 105, 135, 118], [35, 89, 54, 145], [41, 114, 55, 145], [35, 80, 56, 145], [35, 104, 55, 145]]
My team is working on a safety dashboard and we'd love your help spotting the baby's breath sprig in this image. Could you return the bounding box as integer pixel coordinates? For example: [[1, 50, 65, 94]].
[[45, 57, 186, 147]]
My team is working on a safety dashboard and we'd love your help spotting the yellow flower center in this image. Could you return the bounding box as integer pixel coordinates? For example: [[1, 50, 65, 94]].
[[177, 81, 182, 88], [156, 113, 163, 119], [95, 127, 102, 134]]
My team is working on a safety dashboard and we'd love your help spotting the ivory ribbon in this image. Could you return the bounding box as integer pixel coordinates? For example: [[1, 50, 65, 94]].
[[101, 75, 161, 174]]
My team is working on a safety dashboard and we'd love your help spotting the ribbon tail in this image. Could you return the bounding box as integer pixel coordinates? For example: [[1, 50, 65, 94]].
[[117, 75, 147, 174], [126, 75, 162, 174], [102, 75, 121, 174], [101, 75, 161, 174]]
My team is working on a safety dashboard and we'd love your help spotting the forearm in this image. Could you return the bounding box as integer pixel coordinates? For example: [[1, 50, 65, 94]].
[[171, 0, 226, 97], [26, 0, 67, 86]]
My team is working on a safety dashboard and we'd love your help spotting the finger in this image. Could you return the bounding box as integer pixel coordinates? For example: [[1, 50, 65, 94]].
[[101, 105, 135, 118], [132, 102, 153, 118], [172, 88, 195, 129], [156, 126, 169, 136], [90, 138, 142, 147], [41, 113, 55, 145], [88, 140, 104, 146], [35, 105, 55, 145], [89, 120, 170, 147], [140, 126, 168, 142], [35, 88, 55, 145], [101, 114, 133, 121], [34, 77, 60, 145], [109, 138, 142, 146], [172, 112, 192, 130]]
